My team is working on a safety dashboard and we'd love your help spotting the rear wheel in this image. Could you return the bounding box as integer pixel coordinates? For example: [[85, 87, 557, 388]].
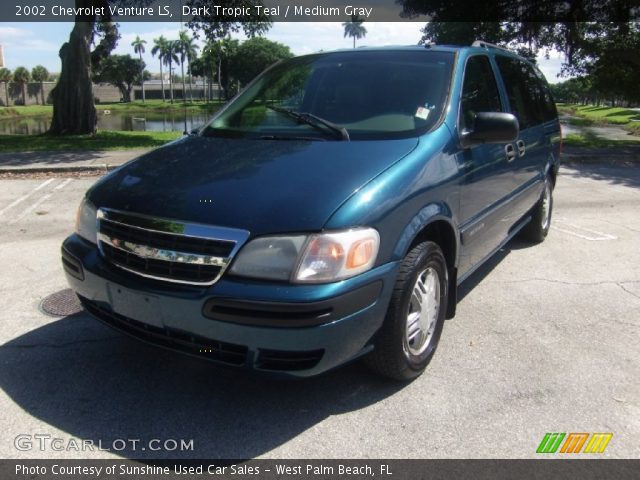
[[365, 241, 448, 381], [521, 175, 553, 243]]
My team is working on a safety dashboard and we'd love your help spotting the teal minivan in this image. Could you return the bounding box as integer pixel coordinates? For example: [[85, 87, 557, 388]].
[[62, 41, 561, 379]]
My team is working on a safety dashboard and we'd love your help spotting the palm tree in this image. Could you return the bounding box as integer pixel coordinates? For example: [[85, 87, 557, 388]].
[[151, 36, 168, 102], [131, 35, 147, 103], [342, 15, 367, 48], [177, 31, 188, 104], [0, 68, 11, 106], [12, 67, 30, 105], [209, 40, 225, 101], [209, 37, 235, 101], [201, 42, 218, 101], [31, 65, 49, 105], [163, 41, 180, 103], [178, 31, 200, 102]]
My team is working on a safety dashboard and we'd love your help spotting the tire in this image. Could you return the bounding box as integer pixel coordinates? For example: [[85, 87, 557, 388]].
[[365, 241, 448, 381], [520, 175, 553, 243]]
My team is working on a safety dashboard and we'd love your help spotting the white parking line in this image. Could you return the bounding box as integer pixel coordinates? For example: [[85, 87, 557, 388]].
[[8, 193, 54, 225], [55, 178, 73, 190], [0, 178, 56, 217], [552, 220, 618, 241]]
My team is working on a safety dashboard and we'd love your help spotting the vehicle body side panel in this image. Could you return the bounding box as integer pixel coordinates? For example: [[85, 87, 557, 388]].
[[324, 124, 461, 266]]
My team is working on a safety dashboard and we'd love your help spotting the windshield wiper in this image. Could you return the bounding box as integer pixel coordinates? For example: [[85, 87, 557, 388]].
[[267, 105, 350, 141], [259, 135, 327, 141]]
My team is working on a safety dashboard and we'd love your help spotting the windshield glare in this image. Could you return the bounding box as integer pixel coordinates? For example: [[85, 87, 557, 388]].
[[203, 50, 454, 140]]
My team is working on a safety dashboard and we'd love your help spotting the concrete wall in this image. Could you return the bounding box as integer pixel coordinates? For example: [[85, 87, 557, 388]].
[[0, 81, 218, 106], [0, 81, 56, 106]]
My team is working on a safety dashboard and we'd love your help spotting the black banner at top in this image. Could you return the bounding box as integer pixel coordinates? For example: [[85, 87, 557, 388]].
[[1, 0, 640, 22]]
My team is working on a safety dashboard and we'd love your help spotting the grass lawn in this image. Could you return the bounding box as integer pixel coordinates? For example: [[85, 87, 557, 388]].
[[562, 133, 640, 148], [0, 130, 182, 152], [0, 100, 224, 119], [558, 104, 640, 124], [95, 99, 224, 113], [558, 104, 640, 135], [561, 116, 595, 127], [0, 105, 52, 118]]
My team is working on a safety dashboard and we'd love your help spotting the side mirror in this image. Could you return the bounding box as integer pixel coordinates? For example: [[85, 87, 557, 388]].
[[459, 112, 519, 149]]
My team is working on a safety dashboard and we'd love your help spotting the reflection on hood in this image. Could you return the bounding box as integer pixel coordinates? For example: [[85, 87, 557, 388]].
[[89, 135, 419, 235]]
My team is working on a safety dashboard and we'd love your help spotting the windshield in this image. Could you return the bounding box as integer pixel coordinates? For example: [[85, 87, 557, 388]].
[[201, 50, 454, 141]]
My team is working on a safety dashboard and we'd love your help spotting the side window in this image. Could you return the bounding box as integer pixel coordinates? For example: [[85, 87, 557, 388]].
[[495, 56, 554, 128], [459, 55, 502, 131], [535, 68, 558, 122]]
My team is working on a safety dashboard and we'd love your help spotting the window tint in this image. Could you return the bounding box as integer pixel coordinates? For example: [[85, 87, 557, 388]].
[[536, 68, 558, 122], [459, 55, 502, 131], [495, 56, 556, 129], [203, 50, 454, 140]]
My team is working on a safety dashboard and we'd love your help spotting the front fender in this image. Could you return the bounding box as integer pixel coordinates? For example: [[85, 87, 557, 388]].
[[392, 204, 459, 265]]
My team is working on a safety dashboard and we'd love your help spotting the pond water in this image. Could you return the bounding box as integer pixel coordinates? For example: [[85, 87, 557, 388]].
[[0, 110, 214, 135]]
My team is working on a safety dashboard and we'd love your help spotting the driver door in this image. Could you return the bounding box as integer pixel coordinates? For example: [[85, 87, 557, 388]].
[[456, 54, 515, 277]]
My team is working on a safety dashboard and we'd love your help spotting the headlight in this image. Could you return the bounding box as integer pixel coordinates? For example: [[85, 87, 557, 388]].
[[228, 235, 307, 281], [75, 197, 98, 244], [229, 228, 380, 283]]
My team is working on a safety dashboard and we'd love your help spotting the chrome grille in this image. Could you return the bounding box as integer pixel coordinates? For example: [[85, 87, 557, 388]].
[[97, 208, 249, 286]]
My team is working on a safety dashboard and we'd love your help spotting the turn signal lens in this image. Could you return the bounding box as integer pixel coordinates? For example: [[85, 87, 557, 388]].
[[75, 197, 98, 244], [347, 238, 376, 269]]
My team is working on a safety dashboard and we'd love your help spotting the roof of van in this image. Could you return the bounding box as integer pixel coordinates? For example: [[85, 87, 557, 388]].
[[315, 44, 520, 56]]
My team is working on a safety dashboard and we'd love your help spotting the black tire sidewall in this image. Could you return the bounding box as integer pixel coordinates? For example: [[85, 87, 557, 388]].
[[394, 242, 448, 374], [521, 175, 554, 243], [541, 178, 553, 237]]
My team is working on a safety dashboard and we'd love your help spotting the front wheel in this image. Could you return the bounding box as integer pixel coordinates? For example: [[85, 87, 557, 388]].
[[520, 175, 553, 243], [365, 241, 448, 381]]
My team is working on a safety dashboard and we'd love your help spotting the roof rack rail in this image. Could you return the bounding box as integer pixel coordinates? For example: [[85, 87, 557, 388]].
[[471, 40, 511, 52]]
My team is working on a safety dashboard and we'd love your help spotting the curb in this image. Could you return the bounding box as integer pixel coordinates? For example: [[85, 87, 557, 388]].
[[562, 155, 640, 166], [0, 165, 119, 174]]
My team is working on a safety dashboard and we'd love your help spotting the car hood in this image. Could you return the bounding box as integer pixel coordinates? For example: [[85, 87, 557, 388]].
[[89, 135, 419, 235]]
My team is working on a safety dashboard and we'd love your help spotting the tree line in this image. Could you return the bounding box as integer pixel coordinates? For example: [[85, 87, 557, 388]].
[[420, 22, 639, 108], [550, 76, 639, 108], [2, 12, 370, 110], [46, 0, 638, 134], [48, 0, 375, 134], [0, 65, 52, 106], [87, 33, 293, 104]]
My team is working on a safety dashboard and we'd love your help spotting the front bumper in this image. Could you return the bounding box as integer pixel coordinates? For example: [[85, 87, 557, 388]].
[[61, 234, 398, 377]]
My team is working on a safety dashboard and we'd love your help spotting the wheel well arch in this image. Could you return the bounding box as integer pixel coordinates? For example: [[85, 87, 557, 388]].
[[392, 204, 460, 318], [546, 155, 559, 187], [406, 218, 459, 319], [408, 219, 458, 273], [548, 165, 558, 187]]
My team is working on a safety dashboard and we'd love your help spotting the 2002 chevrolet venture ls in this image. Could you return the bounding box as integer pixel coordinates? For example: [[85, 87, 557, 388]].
[[62, 42, 561, 380]]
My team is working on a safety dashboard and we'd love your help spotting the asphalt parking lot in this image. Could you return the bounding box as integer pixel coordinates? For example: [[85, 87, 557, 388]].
[[0, 163, 638, 459]]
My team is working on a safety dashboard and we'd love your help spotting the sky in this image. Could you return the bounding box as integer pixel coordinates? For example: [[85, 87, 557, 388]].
[[0, 21, 567, 83]]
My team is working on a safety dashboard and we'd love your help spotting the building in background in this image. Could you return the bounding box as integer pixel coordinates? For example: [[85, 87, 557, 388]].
[[0, 45, 5, 68]]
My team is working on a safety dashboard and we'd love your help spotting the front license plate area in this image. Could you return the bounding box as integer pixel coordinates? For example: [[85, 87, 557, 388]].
[[107, 284, 164, 328]]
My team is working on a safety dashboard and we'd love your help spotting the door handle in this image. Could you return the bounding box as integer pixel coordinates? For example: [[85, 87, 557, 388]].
[[505, 144, 516, 162], [516, 139, 526, 157]]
